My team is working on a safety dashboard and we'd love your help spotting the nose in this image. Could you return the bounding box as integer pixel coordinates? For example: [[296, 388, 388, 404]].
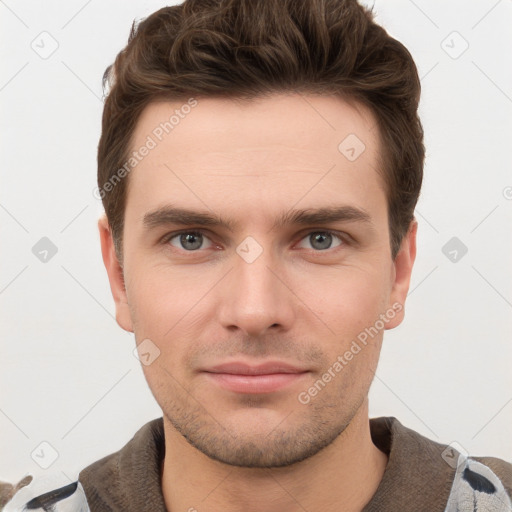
[[216, 243, 296, 337]]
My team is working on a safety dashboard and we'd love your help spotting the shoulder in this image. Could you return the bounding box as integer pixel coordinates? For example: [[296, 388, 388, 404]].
[[4, 419, 165, 512], [470, 456, 512, 499], [2, 473, 89, 512], [445, 454, 512, 511], [391, 417, 512, 509], [368, 416, 512, 512]]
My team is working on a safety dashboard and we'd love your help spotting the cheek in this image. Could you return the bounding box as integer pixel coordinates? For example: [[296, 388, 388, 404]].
[[294, 263, 391, 338], [127, 262, 215, 336], [126, 263, 224, 388]]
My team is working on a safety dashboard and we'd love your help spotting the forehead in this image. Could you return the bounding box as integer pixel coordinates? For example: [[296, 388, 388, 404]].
[[125, 93, 386, 227]]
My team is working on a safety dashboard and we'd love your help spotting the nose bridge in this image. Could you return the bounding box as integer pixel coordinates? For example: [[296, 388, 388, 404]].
[[218, 236, 294, 335]]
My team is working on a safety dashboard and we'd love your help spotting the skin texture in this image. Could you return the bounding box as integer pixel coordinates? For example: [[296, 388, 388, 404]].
[[99, 93, 417, 511]]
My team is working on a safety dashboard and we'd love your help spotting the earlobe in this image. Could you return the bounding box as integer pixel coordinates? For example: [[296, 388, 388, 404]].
[[98, 216, 134, 333], [385, 220, 418, 330]]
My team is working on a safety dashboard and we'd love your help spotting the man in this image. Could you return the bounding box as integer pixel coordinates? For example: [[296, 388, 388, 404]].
[[5, 0, 511, 510]]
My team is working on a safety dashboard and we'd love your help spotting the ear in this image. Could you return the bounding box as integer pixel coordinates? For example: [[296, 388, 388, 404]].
[[98, 215, 134, 332], [385, 220, 417, 329]]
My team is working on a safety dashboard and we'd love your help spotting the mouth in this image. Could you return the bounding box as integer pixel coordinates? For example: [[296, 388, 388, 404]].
[[201, 361, 310, 394]]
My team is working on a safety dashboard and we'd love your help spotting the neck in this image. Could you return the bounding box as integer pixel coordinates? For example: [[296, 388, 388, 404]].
[[161, 400, 388, 512]]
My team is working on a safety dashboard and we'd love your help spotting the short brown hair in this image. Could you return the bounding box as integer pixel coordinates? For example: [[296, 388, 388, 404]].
[[98, 0, 424, 259]]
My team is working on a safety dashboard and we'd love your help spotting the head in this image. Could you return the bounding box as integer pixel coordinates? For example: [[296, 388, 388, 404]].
[[99, 0, 423, 468]]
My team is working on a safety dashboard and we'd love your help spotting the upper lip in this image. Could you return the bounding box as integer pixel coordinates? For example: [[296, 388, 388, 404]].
[[203, 361, 309, 375]]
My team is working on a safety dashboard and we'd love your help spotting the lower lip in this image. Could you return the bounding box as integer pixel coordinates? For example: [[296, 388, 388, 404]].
[[203, 372, 308, 394]]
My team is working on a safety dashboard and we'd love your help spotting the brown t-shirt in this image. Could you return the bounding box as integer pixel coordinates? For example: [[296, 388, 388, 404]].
[[6, 417, 512, 511]]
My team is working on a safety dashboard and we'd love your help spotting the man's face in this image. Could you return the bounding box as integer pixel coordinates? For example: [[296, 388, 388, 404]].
[[101, 93, 415, 467]]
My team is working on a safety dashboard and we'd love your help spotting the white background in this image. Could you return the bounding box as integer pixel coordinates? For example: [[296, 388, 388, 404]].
[[1, 0, 511, 484]]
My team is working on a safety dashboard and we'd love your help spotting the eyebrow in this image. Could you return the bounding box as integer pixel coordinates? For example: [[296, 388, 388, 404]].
[[142, 205, 373, 232]]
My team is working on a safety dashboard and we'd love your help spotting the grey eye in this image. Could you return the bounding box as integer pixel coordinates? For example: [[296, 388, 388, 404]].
[[169, 232, 212, 251], [297, 231, 343, 251]]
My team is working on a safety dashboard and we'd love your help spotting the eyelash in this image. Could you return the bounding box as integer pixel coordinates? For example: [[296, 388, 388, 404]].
[[160, 229, 349, 253]]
